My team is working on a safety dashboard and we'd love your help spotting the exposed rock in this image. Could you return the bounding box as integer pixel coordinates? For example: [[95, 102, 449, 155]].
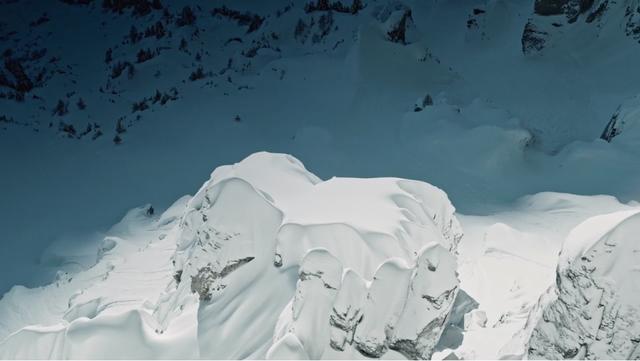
[[2, 57, 33, 93], [101, 0, 163, 17], [273, 253, 283, 267], [328, 270, 366, 352], [414, 94, 433, 112], [58, 121, 76, 138], [625, 3, 640, 42], [304, 0, 364, 15], [525, 210, 640, 359], [521, 20, 548, 55], [173, 269, 182, 284], [534, 0, 595, 22], [585, 0, 608, 23], [190, 257, 254, 301], [52, 100, 68, 116], [386, 9, 414, 45], [390, 244, 459, 360], [600, 94, 640, 142], [135, 48, 156, 63], [211, 6, 264, 34], [523, 0, 640, 54], [175, 6, 196, 27], [110, 61, 135, 79]]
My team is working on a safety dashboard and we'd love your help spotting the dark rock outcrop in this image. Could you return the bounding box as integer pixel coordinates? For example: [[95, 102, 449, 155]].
[[521, 0, 640, 54]]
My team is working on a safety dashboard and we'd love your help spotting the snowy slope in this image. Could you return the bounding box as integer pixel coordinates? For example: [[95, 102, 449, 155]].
[[3, 0, 640, 295], [503, 208, 640, 359], [1, 0, 640, 292], [446, 193, 638, 359], [1, 153, 637, 359]]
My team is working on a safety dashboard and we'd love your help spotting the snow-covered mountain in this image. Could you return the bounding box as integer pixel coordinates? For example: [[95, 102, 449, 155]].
[[0, 152, 463, 358], [1, 152, 637, 359], [1, 0, 640, 359]]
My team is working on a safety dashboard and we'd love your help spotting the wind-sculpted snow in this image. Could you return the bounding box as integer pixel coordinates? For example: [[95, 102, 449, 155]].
[[173, 152, 463, 359], [268, 244, 458, 360], [0, 152, 463, 359], [521, 210, 640, 359], [0, 198, 200, 359]]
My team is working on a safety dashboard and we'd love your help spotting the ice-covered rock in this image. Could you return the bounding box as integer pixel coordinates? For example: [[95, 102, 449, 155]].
[[524, 210, 640, 359]]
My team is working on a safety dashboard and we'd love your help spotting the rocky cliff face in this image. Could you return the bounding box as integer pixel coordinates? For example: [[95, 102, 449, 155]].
[[524, 210, 640, 359], [600, 94, 640, 142], [522, 0, 640, 55]]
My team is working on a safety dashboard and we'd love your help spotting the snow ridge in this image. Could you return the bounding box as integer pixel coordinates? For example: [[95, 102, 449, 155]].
[[0, 152, 463, 359]]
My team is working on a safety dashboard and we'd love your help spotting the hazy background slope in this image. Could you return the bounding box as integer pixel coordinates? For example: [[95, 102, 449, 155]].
[[1, 0, 640, 295]]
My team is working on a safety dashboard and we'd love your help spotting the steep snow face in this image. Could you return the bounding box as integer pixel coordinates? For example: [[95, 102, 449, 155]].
[[172, 152, 463, 359], [521, 210, 640, 359], [268, 243, 458, 360], [0, 152, 463, 359]]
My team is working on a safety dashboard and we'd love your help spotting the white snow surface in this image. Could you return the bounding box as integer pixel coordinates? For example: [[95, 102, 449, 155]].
[[0, 152, 463, 359], [505, 209, 640, 359], [1, 152, 637, 359]]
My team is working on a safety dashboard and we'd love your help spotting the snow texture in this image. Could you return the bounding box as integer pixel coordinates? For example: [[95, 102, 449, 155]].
[[0, 152, 463, 359]]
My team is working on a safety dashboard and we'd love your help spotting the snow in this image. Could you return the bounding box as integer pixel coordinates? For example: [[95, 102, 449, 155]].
[[435, 192, 638, 359], [2, 150, 632, 359], [523, 209, 640, 359], [1, 0, 640, 358], [0, 199, 200, 359], [0, 152, 462, 359], [559, 209, 640, 273]]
